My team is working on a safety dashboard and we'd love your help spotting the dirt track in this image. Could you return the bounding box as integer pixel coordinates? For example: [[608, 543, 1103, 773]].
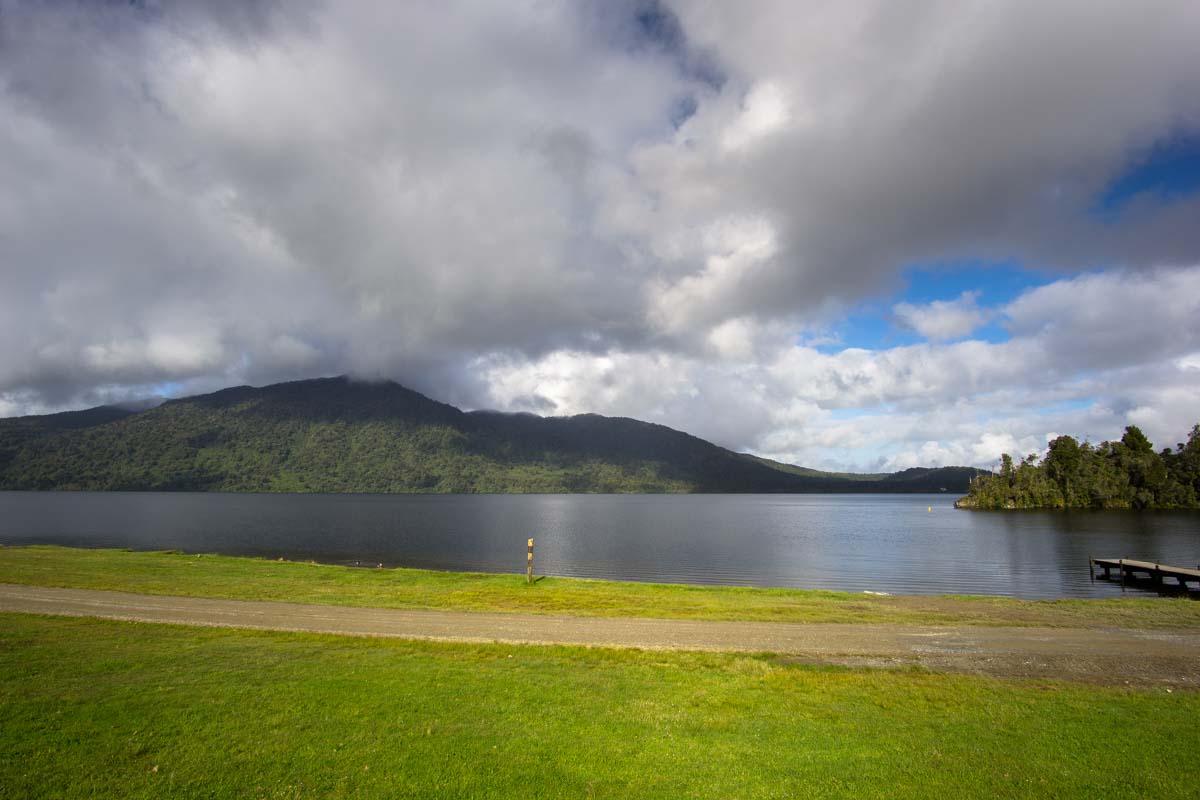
[[2, 583, 1198, 686]]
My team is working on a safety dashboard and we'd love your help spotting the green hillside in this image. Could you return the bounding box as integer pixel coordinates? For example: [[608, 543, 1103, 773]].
[[0, 377, 981, 493]]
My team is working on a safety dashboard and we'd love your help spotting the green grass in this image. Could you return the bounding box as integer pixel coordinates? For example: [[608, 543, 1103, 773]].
[[2, 545, 1198, 629], [1, 612, 1196, 799]]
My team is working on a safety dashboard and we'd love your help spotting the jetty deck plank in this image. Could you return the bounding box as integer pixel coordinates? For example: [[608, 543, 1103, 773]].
[[1099, 559, 1200, 578], [1091, 558, 1200, 588]]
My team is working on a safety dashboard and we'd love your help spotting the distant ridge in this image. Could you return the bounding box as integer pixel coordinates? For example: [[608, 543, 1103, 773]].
[[0, 376, 984, 494]]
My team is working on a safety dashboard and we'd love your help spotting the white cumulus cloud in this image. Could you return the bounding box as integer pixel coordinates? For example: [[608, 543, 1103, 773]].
[[893, 291, 991, 341]]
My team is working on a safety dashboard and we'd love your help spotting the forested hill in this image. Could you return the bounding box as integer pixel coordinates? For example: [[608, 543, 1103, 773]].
[[0, 377, 981, 494]]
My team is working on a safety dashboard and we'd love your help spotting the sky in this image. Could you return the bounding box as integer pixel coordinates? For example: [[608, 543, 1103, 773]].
[[2, 0, 1200, 472]]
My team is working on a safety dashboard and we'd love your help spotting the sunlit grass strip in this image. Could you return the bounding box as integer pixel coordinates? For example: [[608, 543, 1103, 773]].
[[1, 545, 1197, 629], [1, 613, 1196, 799]]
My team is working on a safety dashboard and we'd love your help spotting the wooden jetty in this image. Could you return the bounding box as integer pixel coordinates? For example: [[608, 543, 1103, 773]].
[[1090, 558, 1200, 592]]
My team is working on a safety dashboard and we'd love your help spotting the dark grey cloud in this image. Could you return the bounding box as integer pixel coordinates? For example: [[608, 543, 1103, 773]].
[[638, 0, 1200, 329], [0, 0, 694, 409]]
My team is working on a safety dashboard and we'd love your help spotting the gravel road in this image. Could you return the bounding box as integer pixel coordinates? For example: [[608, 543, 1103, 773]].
[[2, 583, 1197, 686]]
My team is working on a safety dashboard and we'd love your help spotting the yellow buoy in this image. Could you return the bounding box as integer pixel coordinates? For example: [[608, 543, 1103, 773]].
[[927, 506, 932, 512]]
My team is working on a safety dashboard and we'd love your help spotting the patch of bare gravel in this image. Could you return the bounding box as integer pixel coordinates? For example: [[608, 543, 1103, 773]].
[[2, 583, 1197, 687]]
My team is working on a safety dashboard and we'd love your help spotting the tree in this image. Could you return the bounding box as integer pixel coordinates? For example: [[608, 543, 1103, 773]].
[[1044, 435, 1081, 506], [999, 453, 1015, 484], [1120, 425, 1153, 455], [1117, 426, 1167, 508], [1163, 424, 1200, 507]]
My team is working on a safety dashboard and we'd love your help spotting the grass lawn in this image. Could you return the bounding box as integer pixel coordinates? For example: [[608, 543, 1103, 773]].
[[1, 545, 1197, 629], [1, 612, 1196, 799]]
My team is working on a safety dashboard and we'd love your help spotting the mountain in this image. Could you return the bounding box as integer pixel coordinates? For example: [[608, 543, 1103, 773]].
[[0, 376, 983, 493]]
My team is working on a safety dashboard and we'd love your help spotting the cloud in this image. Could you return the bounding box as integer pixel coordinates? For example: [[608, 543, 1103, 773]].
[[2, 1, 1200, 468], [482, 267, 1200, 469], [629, 0, 1200, 329], [893, 291, 990, 341], [1002, 268, 1200, 371]]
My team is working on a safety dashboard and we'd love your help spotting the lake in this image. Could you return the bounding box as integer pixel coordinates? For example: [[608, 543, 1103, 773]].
[[0, 492, 1196, 599]]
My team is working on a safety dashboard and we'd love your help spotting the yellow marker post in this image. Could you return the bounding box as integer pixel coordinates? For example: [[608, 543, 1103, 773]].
[[526, 538, 534, 584], [928, 506, 932, 512]]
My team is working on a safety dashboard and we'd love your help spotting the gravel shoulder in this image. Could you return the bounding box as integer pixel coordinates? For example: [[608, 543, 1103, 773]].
[[3, 582, 1198, 687]]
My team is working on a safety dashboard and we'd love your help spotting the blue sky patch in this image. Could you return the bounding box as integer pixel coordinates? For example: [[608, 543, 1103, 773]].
[[899, 260, 1044, 308], [809, 260, 1049, 351], [1096, 132, 1200, 214]]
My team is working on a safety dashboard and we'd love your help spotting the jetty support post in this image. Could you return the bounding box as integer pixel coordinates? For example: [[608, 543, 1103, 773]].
[[1120, 558, 1125, 590], [527, 538, 534, 584], [1089, 556, 1094, 582]]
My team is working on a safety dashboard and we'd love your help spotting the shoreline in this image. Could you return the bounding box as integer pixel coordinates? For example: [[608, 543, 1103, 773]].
[[1, 544, 1196, 630]]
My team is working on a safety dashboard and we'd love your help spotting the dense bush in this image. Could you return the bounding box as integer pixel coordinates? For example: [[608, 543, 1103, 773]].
[[959, 424, 1200, 509]]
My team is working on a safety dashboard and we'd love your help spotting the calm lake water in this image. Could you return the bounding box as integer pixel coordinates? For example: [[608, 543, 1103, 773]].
[[0, 492, 1196, 599]]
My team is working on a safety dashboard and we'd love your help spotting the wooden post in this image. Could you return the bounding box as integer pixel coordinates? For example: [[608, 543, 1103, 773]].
[[1089, 556, 1094, 582], [526, 538, 534, 585], [1119, 558, 1125, 590]]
